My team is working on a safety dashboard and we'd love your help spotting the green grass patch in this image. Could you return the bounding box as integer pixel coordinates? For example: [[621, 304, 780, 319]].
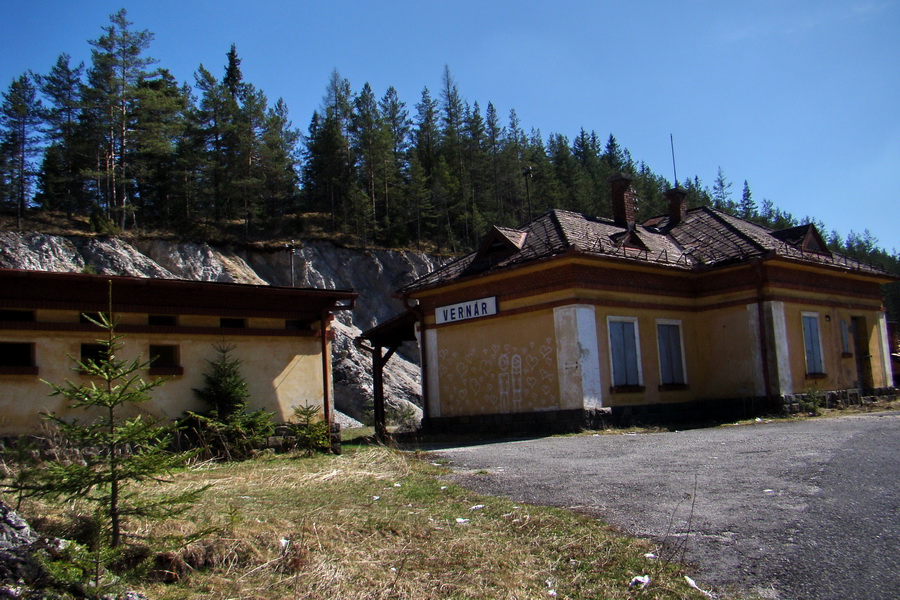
[[15, 447, 714, 599]]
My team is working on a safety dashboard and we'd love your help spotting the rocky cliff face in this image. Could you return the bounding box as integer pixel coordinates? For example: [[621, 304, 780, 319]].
[[0, 231, 442, 428]]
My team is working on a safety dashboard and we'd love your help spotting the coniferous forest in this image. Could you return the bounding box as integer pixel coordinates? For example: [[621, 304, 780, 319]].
[[1, 9, 898, 286]]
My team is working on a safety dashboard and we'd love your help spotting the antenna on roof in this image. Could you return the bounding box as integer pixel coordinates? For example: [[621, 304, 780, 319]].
[[670, 133, 679, 189]]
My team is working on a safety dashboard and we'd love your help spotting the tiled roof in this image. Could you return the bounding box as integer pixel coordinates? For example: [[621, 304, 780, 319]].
[[401, 207, 892, 292], [492, 226, 528, 249]]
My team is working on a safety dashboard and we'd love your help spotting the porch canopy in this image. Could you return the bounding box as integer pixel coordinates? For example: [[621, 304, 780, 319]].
[[356, 310, 418, 439]]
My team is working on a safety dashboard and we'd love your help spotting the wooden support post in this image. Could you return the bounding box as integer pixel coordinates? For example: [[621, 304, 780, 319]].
[[372, 344, 398, 443]]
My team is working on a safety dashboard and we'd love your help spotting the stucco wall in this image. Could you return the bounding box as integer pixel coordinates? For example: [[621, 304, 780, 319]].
[[691, 304, 762, 399], [0, 321, 326, 435], [429, 310, 558, 417], [592, 306, 701, 407], [779, 302, 892, 392]]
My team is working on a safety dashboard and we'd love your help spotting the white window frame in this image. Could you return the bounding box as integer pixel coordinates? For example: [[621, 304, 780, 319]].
[[656, 318, 688, 386], [607, 316, 643, 388], [801, 311, 825, 375]]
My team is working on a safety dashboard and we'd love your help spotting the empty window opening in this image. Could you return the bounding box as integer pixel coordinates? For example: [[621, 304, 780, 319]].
[[150, 345, 180, 368], [149, 345, 183, 376], [149, 315, 177, 326], [80, 343, 107, 368], [0, 310, 35, 322], [0, 342, 35, 367]]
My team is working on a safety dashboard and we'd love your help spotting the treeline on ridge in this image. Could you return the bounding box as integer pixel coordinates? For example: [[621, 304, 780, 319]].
[[1, 9, 897, 282]]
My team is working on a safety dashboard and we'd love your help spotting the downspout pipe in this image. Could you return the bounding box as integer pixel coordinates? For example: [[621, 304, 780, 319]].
[[753, 259, 774, 410], [405, 297, 429, 430], [320, 297, 355, 428]]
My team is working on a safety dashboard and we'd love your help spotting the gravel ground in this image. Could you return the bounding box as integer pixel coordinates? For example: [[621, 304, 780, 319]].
[[429, 412, 900, 600]]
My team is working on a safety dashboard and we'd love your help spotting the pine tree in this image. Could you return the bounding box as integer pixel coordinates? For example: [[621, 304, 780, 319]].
[[739, 179, 757, 220], [378, 86, 410, 244], [319, 71, 356, 232], [34, 54, 85, 216], [522, 128, 557, 219], [351, 82, 387, 234], [413, 86, 439, 182], [484, 101, 504, 221], [192, 65, 225, 220], [301, 72, 357, 233], [572, 128, 604, 215], [259, 97, 300, 219], [548, 132, 586, 213], [602, 134, 625, 171], [463, 101, 489, 243], [217, 46, 256, 226], [439, 67, 467, 242], [500, 108, 526, 222], [0, 74, 43, 229], [131, 68, 189, 226], [233, 83, 268, 235], [170, 81, 206, 226], [711, 166, 733, 211], [223, 43, 243, 100], [6, 285, 201, 550], [406, 155, 436, 248], [186, 344, 274, 461], [83, 8, 157, 229], [632, 161, 668, 220]]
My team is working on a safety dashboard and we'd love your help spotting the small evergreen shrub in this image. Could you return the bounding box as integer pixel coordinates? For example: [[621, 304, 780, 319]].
[[180, 343, 274, 461], [288, 404, 330, 456]]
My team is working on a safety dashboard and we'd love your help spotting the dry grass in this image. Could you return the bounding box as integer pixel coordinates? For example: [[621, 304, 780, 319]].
[[16, 447, 711, 599]]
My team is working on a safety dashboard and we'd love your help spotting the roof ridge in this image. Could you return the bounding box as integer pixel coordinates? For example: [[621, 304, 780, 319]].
[[546, 208, 575, 250], [701, 207, 768, 255]]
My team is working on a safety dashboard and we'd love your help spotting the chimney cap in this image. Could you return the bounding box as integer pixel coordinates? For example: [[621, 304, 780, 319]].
[[664, 187, 687, 198], [608, 172, 633, 184]]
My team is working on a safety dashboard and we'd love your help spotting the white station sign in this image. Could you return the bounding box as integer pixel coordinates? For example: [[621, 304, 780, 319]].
[[435, 296, 497, 325]]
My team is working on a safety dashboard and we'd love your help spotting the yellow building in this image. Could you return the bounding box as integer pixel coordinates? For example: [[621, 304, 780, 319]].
[[388, 176, 896, 431], [0, 269, 355, 435]]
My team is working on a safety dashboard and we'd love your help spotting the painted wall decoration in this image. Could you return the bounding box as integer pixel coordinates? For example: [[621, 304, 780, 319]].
[[437, 334, 557, 416]]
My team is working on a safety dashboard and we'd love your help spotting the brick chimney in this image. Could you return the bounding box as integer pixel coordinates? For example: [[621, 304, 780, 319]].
[[665, 187, 688, 226], [609, 173, 635, 228]]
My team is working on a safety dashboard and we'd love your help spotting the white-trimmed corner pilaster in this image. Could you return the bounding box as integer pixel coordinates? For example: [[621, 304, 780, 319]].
[[554, 305, 602, 410], [424, 328, 441, 418], [747, 304, 766, 397], [766, 300, 793, 395], [877, 312, 893, 388]]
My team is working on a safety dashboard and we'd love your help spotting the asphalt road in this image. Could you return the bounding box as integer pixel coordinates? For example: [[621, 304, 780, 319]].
[[430, 412, 900, 600]]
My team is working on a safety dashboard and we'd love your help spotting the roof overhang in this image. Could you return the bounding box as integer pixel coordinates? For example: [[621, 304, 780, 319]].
[[0, 268, 357, 319], [357, 310, 418, 348]]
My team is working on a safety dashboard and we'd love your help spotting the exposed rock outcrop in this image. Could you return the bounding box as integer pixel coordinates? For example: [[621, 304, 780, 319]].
[[0, 500, 45, 589], [1, 232, 442, 427], [0, 500, 150, 600]]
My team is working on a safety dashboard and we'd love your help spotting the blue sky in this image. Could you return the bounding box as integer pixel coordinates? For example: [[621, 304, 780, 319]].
[[2, 1, 898, 253]]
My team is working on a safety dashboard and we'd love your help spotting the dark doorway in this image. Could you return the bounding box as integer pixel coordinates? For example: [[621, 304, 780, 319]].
[[851, 316, 874, 393]]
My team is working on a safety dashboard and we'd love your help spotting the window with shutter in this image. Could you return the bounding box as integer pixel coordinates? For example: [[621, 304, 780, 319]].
[[656, 321, 686, 386], [802, 313, 824, 375], [608, 317, 642, 389]]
